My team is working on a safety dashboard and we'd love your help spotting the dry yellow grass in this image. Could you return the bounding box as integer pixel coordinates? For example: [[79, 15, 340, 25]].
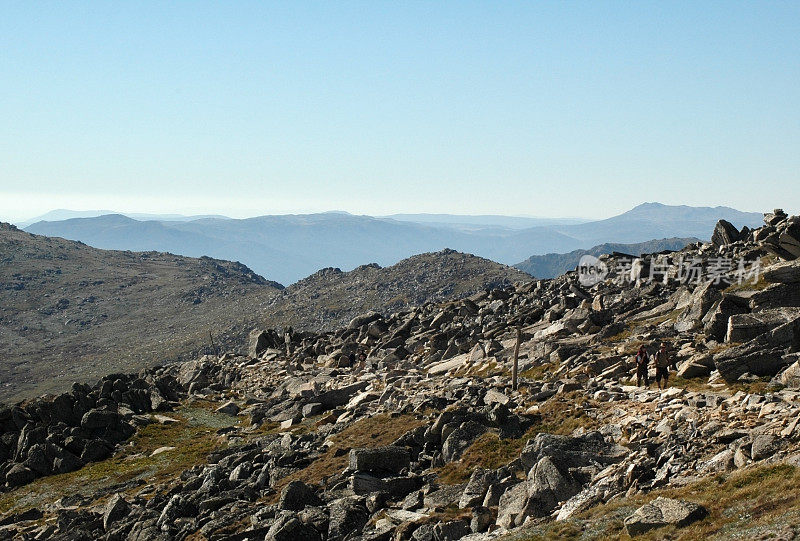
[[512, 463, 800, 540]]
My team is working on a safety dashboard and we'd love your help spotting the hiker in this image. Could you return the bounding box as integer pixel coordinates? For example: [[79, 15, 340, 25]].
[[654, 342, 672, 390], [635, 345, 650, 387]]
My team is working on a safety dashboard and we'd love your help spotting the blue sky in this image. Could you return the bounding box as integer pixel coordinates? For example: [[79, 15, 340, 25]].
[[1, 1, 798, 222]]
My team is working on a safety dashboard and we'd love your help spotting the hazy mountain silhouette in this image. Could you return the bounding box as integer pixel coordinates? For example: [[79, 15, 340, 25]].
[[25, 203, 763, 284]]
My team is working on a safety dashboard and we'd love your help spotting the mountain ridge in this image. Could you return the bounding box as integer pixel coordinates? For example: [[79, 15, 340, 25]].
[[23, 203, 765, 285]]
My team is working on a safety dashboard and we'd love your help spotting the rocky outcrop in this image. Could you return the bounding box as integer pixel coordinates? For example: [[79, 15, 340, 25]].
[[0, 372, 182, 489]]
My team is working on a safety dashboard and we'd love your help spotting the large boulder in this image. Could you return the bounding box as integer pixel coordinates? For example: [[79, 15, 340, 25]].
[[496, 482, 528, 529], [677, 354, 714, 379], [266, 513, 322, 541], [5, 463, 36, 487], [349, 446, 410, 475], [81, 409, 120, 430], [525, 456, 582, 518], [702, 296, 747, 342], [156, 494, 197, 532], [780, 357, 800, 388], [748, 283, 800, 310], [715, 318, 800, 383], [442, 421, 488, 462], [459, 468, 497, 508], [711, 219, 741, 247], [348, 311, 382, 330], [714, 341, 789, 383], [327, 497, 369, 541], [764, 260, 800, 284], [751, 434, 785, 461], [779, 221, 800, 259], [624, 497, 708, 536], [519, 432, 628, 471], [249, 329, 277, 358], [103, 494, 130, 531], [315, 382, 370, 409], [726, 308, 800, 343], [674, 281, 721, 334], [279, 480, 321, 511]]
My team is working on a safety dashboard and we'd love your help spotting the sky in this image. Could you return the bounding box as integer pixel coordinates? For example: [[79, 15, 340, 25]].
[[1, 1, 798, 223]]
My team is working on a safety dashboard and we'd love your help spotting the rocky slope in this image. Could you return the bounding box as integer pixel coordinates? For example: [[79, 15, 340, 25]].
[[0, 222, 283, 403], [0, 224, 527, 403], [1, 210, 800, 540], [262, 250, 531, 332]]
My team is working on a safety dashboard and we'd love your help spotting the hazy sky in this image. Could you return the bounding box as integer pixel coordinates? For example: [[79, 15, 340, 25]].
[[1, 2, 798, 222]]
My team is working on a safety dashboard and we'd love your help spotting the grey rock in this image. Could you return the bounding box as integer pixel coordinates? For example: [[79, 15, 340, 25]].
[[328, 496, 369, 541], [103, 493, 130, 531], [751, 434, 784, 461], [433, 519, 470, 540], [780, 358, 800, 388], [156, 494, 197, 531], [726, 308, 800, 343], [249, 329, 272, 358], [674, 281, 721, 333], [266, 514, 322, 541], [80, 409, 119, 430], [215, 401, 240, 416], [316, 381, 370, 409], [526, 456, 582, 517], [470, 506, 493, 533], [624, 497, 708, 536], [496, 482, 527, 529], [764, 260, 800, 283], [442, 422, 488, 462], [459, 468, 497, 509], [519, 432, 627, 471], [711, 219, 741, 247], [279, 480, 321, 511], [5, 464, 36, 487], [349, 446, 410, 475]]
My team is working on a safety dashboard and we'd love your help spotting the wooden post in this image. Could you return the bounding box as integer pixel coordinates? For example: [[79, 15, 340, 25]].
[[512, 326, 521, 391], [209, 330, 216, 356]]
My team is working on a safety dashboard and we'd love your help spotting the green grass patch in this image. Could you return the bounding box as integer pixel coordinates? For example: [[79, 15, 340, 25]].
[[0, 404, 237, 516], [270, 413, 426, 499], [437, 392, 600, 485], [520, 361, 557, 381]]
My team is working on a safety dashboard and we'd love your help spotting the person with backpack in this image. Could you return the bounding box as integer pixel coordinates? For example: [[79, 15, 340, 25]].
[[654, 342, 672, 390], [635, 345, 650, 387]]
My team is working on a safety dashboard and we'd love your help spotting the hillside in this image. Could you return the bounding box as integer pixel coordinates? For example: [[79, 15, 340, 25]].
[[0, 225, 527, 403], [23, 203, 765, 284], [264, 249, 531, 331], [0, 222, 284, 402], [514, 237, 700, 278], [2, 209, 800, 540]]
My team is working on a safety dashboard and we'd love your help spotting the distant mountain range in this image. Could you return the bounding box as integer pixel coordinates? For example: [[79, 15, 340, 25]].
[[16, 209, 230, 228], [381, 213, 589, 231], [514, 237, 701, 279], [23, 203, 764, 285]]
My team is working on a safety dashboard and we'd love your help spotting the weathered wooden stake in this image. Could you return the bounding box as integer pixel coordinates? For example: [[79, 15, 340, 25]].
[[512, 326, 521, 391]]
